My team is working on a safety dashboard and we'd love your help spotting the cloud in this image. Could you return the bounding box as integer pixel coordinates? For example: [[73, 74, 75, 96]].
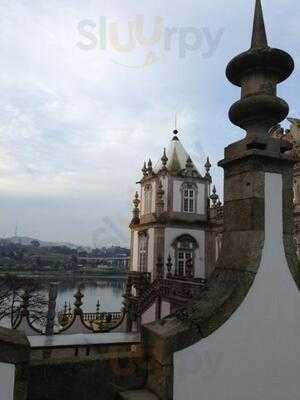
[[0, 0, 299, 245]]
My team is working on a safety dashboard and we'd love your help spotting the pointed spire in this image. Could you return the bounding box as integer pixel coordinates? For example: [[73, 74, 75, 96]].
[[205, 157, 211, 172], [161, 148, 168, 166], [131, 191, 140, 226], [142, 162, 148, 177], [147, 158, 153, 175], [251, 0, 268, 49], [166, 254, 173, 278], [133, 191, 140, 209], [210, 185, 219, 208], [205, 157, 212, 182]]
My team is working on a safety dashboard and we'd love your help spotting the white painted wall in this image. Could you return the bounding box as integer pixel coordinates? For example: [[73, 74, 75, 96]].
[[142, 303, 156, 325], [164, 228, 205, 278], [174, 173, 300, 400], [140, 180, 156, 216], [196, 182, 205, 215], [161, 301, 171, 318], [172, 180, 206, 215], [132, 230, 139, 271], [0, 362, 15, 400], [151, 180, 156, 213], [173, 180, 182, 212]]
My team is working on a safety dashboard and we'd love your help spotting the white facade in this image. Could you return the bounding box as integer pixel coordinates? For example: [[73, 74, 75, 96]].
[[174, 173, 300, 400], [172, 180, 206, 215], [129, 133, 218, 324]]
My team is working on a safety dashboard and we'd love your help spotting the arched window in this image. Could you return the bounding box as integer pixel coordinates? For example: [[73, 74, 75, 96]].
[[138, 231, 148, 272], [172, 234, 198, 278], [181, 183, 197, 214], [144, 184, 152, 214]]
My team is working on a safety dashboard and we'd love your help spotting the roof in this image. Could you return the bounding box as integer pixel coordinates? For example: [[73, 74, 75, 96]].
[[153, 136, 202, 176]]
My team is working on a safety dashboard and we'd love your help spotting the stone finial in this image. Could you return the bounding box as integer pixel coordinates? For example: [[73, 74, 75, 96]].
[[161, 148, 168, 170], [172, 129, 179, 141], [205, 157, 212, 181], [74, 287, 84, 315], [226, 0, 294, 147], [147, 159, 153, 175], [185, 156, 194, 177], [205, 157, 211, 172], [142, 162, 148, 177], [166, 255, 173, 278], [131, 191, 140, 225], [210, 185, 219, 208], [133, 191, 140, 209], [156, 255, 164, 279], [156, 180, 165, 215], [251, 0, 268, 49]]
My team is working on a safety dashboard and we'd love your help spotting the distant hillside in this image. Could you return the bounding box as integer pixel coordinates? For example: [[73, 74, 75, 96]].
[[3, 236, 80, 249], [1, 237, 130, 255]]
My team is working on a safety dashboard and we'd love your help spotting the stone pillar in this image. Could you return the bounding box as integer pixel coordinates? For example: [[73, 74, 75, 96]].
[[153, 227, 165, 279], [0, 327, 30, 400]]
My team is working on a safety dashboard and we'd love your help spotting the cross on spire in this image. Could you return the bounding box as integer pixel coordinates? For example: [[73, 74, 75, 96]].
[[251, 0, 268, 49], [173, 113, 179, 141]]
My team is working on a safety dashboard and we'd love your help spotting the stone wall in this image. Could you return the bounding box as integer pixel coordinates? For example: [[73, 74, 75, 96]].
[[0, 327, 30, 400], [28, 351, 147, 400]]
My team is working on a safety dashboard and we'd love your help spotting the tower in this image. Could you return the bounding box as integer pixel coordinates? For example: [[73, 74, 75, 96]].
[[129, 129, 220, 283]]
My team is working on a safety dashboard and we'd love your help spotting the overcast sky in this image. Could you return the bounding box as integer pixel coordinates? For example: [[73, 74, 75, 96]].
[[0, 0, 299, 247]]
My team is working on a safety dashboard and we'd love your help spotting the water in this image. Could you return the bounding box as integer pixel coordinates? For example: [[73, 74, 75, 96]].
[[0, 277, 126, 329], [55, 278, 126, 313]]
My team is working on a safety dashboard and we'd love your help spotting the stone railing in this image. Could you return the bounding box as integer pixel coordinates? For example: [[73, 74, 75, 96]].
[[28, 331, 141, 359], [124, 264, 206, 331]]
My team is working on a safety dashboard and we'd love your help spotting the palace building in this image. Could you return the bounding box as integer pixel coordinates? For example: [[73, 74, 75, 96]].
[[127, 128, 223, 324]]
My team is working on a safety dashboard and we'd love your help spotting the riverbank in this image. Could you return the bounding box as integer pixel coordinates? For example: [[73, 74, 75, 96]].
[[0, 270, 128, 281]]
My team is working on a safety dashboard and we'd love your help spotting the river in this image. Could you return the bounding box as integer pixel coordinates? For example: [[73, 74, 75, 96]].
[[0, 276, 127, 329]]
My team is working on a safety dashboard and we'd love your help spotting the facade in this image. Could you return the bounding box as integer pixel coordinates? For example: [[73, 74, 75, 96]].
[[270, 118, 300, 254], [127, 129, 222, 324]]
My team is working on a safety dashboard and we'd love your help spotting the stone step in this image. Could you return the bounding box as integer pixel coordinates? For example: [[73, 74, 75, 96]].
[[117, 389, 159, 400]]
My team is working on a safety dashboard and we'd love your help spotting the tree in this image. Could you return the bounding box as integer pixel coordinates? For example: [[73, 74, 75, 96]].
[[0, 274, 48, 328]]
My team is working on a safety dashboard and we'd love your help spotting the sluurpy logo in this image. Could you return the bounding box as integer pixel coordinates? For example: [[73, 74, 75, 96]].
[[76, 15, 225, 68]]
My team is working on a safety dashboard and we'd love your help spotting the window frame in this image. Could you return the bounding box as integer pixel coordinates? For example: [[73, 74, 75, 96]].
[[172, 234, 198, 278], [181, 183, 198, 214], [138, 231, 148, 272]]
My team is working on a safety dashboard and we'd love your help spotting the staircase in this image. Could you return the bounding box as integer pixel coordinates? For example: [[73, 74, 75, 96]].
[[117, 389, 159, 400]]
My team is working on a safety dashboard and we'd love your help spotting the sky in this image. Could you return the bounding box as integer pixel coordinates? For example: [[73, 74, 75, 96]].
[[0, 0, 299, 247]]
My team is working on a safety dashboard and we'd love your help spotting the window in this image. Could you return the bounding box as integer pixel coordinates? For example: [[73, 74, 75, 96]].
[[172, 235, 198, 278], [138, 232, 148, 272], [182, 185, 196, 213], [144, 185, 152, 214]]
